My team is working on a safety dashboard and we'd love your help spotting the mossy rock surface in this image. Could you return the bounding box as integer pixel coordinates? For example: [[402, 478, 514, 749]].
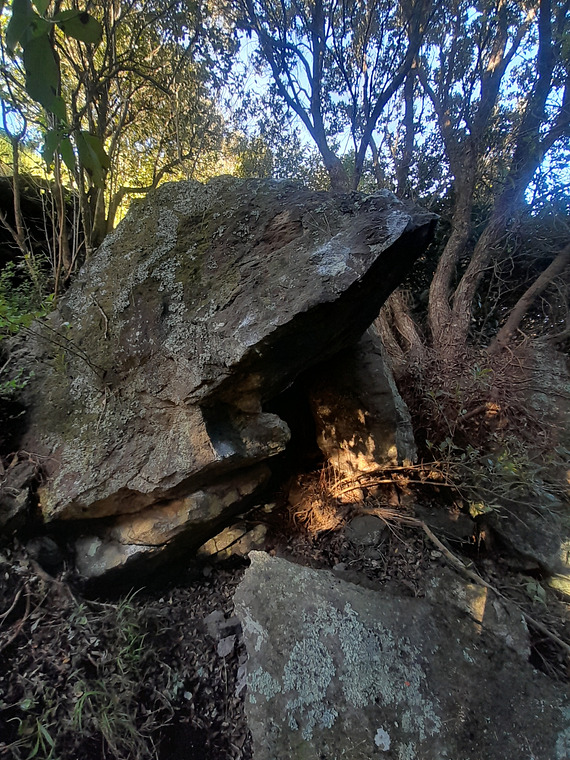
[[12, 179, 435, 561]]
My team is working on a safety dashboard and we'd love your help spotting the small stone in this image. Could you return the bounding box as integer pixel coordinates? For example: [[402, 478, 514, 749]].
[[345, 515, 387, 546], [217, 635, 236, 658]]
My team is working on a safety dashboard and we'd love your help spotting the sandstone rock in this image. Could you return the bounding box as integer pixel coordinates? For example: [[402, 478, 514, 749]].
[[344, 514, 387, 546], [309, 324, 416, 477], [423, 565, 530, 660], [14, 178, 434, 526], [486, 343, 570, 576], [234, 552, 569, 760], [487, 499, 570, 575], [198, 522, 268, 561], [74, 465, 269, 579]]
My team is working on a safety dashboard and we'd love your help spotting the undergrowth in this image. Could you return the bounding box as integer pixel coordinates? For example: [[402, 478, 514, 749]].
[[0, 559, 172, 760]]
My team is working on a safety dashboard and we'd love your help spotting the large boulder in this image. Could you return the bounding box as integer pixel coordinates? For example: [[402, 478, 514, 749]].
[[234, 552, 570, 760], [9, 178, 435, 576]]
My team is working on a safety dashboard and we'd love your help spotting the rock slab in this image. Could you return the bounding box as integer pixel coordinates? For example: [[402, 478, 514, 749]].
[[309, 324, 417, 474], [15, 178, 435, 524], [234, 552, 570, 760]]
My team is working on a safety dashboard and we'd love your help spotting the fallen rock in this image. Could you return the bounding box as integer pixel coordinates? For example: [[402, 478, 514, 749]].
[[414, 503, 475, 544], [344, 514, 387, 546], [198, 522, 267, 561], [74, 465, 269, 579], [309, 324, 416, 477], [487, 498, 570, 576], [25, 536, 64, 576], [234, 552, 569, 760]]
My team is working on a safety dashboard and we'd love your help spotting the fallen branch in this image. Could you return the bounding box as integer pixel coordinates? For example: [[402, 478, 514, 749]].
[[0, 583, 31, 654], [333, 478, 456, 498], [0, 586, 23, 625], [364, 507, 570, 658]]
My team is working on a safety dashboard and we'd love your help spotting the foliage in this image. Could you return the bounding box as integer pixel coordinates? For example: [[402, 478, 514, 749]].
[[1, 586, 168, 760], [5, 0, 106, 173], [237, 0, 431, 189], [1, 0, 236, 276], [427, 436, 567, 520]]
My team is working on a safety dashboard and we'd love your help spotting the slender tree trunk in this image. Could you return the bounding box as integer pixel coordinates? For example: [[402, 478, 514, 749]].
[[396, 72, 415, 199], [375, 290, 425, 377], [9, 137, 40, 292], [428, 166, 476, 348], [487, 242, 570, 354], [52, 154, 72, 298], [436, 0, 567, 353], [91, 188, 107, 248]]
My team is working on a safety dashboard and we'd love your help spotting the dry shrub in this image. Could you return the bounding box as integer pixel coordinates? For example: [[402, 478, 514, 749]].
[[287, 465, 352, 534], [396, 340, 563, 456]]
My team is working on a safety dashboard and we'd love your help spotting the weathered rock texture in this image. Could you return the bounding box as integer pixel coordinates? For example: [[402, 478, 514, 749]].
[[74, 466, 270, 579], [309, 324, 417, 474], [234, 552, 570, 760], [486, 343, 570, 576], [12, 178, 435, 577]]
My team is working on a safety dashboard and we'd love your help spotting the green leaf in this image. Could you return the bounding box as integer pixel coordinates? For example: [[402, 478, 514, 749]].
[[60, 136, 76, 174], [54, 10, 102, 44], [23, 12, 50, 40], [22, 34, 62, 118], [82, 132, 110, 169], [76, 131, 108, 187], [31, 0, 50, 13], [42, 128, 59, 166], [50, 95, 67, 122], [5, 0, 34, 54]]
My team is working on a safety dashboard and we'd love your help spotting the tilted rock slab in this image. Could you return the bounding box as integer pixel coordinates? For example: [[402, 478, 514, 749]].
[[234, 552, 570, 760], [309, 323, 417, 475], [14, 178, 434, 575]]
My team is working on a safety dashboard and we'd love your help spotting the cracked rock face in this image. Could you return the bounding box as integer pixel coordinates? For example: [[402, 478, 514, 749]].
[[234, 553, 570, 760], [13, 178, 435, 578]]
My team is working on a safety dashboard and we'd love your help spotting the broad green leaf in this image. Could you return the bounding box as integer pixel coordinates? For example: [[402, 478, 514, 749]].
[[42, 128, 59, 165], [51, 95, 67, 122], [54, 10, 102, 44], [76, 131, 108, 187], [60, 136, 76, 174], [31, 0, 50, 13], [82, 132, 110, 169], [5, 0, 34, 54], [22, 35, 61, 117], [22, 13, 50, 40]]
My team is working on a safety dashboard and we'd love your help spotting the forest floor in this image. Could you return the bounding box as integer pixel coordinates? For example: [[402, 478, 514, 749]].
[[0, 476, 569, 760]]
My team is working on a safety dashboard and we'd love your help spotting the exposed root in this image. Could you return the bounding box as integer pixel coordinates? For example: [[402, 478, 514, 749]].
[[0, 583, 31, 654]]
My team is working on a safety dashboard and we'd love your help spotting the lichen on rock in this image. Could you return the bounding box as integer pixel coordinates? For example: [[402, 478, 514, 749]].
[[234, 552, 570, 760]]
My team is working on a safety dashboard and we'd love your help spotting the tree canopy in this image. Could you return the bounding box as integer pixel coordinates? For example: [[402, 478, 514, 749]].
[[0, 0, 568, 380]]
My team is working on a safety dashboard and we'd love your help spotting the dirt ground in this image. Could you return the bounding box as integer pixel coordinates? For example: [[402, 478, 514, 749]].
[[0, 481, 568, 760]]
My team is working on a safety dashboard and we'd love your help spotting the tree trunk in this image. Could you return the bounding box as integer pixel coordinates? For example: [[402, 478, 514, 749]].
[[91, 188, 108, 248], [396, 72, 415, 199], [321, 148, 350, 192], [487, 243, 570, 354], [427, 170, 475, 349], [52, 153, 72, 297]]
